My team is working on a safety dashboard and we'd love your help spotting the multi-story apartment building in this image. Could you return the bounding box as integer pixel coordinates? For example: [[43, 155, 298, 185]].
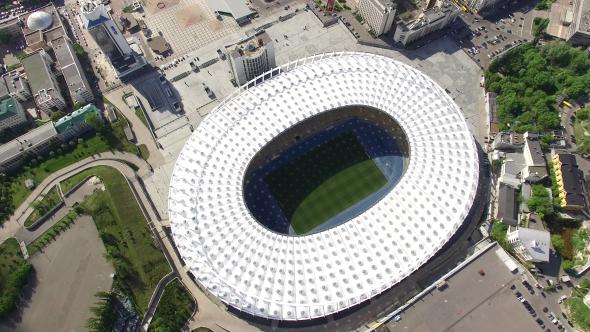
[[227, 31, 276, 86]]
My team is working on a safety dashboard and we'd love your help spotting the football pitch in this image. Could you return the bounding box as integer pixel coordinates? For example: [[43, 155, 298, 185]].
[[265, 132, 387, 235]]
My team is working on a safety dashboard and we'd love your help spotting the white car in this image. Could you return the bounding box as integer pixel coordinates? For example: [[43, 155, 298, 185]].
[[558, 295, 567, 304], [394, 315, 401, 322]]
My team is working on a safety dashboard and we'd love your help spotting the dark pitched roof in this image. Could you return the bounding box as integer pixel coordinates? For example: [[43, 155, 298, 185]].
[[557, 153, 586, 207], [497, 183, 518, 225]]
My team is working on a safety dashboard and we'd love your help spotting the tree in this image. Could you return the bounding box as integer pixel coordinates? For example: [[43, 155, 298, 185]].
[[86, 291, 117, 332], [73, 43, 86, 57], [527, 185, 553, 218], [50, 111, 65, 122], [577, 108, 590, 121], [0, 30, 11, 44], [85, 112, 105, 132]]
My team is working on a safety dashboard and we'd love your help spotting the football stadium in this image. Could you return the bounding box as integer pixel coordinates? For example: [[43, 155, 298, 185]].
[[168, 52, 483, 323]]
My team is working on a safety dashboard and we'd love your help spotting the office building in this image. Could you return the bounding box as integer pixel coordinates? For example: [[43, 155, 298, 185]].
[[0, 122, 59, 173], [0, 71, 32, 102], [21, 50, 66, 113], [21, 3, 67, 51], [0, 95, 28, 133], [227, 31, 275, 86], [393, 0, 459, 46], [52, 36, 94, 105], [80, 0, 146, 79], [507, 227, 551, 263], [552, 152, 587, 210], [357, 0, 396, 36]]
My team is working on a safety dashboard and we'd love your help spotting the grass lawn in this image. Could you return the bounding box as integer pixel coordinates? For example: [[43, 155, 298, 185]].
[[265, 132, 386, 234], [134, 106, 150, 129], [567, 297, 590, 331], [9, 135, 109, 210], [0, 238, 32, 318], [79, 166, 170, 314], [24, 185, 62, 228], [61, 169, 96, 194], [0, 238, 25, 288], [148, 280, 195, 332], [27, 210, 79, 256], [138, 144, 150, 161]]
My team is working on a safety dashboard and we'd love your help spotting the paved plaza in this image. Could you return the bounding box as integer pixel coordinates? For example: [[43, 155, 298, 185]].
[[0, 217, 113, 332], [142, 0, 240, 56], [141, 10, 487, 220]]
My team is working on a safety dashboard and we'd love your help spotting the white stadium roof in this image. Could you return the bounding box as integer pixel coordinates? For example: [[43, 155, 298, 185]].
[[168, 52, 480, 321]]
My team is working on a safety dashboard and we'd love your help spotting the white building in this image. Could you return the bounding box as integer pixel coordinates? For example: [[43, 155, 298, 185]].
[[393, 0, 459, 46], [168, 52, 480, 321], [357, 0, 396, 36], [79, 0, 146, 79], [522, 132, 548, 183], [464, 0, 504, 14], [227, 31, 275, 86], [507, 227, 551, 263], [21, 50, 66, 113]]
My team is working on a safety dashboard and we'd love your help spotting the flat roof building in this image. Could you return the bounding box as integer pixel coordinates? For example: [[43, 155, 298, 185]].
[[357, 0, 396, 36], [0, 95, 28, 133], [495, 182, 518, 225], [20, 3, 67, 52], [21, 50, 66, 113], [0, 122, 59, 173], [522, 133, 548, 183], [206, 0, 253, 25], [485, 92, 499, 138], [567, 0, 590, 46], [52, 36, 94, 105], [552, 152, 586, 210], [80, 0, 146, 79], [227, 31, 275, 86], [0, 71, 31, 102], [393, 0, 458, 46], [507, 227, 551, 263]]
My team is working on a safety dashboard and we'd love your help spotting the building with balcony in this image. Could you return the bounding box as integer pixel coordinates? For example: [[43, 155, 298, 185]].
[[393, 0, 458, 46], [227, 31, 275, 86], [357, 0, 396, 36], [552, 152, 587, 210]]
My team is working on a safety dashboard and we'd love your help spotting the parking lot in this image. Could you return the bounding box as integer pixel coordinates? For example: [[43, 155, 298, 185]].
[[452, 2, 538, 68], [386, 244, 544, 332]]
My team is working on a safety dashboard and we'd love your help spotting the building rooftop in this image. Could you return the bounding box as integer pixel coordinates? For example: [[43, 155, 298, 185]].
[[52, 36, 92, 102], [21, 3, 66, 50], [54, 104, 98, 133], [0, 122, 57, 164], [2, 72, 28, 97], [228, 31, 272, 59], [206, 0, 253, 22], [555, 153, 586, 207], [496, 183, 518, 225], [573, 0, 590, 36], [524, 136, 545, 166], [21, 51, 54, 95], [147, 36, 171, 54], [512, 228, 551, 262], [0, 95, 21, 121]]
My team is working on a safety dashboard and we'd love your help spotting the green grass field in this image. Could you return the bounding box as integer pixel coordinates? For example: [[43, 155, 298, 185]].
[[265, 132, 386, 234]]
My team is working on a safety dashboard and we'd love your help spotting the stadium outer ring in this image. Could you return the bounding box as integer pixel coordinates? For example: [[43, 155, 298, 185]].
[[168, 52, 480, 321]]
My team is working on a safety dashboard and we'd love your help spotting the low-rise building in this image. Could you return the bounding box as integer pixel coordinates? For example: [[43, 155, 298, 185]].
[[20, 3, 67, 52], [0, 95, 28, 134], [21, 49, 66, 113], [357, 0, 396, 36], [507, 227, 551, 263], [552, 152, 587, 210], [52, 36, 94, 105], [54, 104, 100, 140], [1, 71, 32, 102], [493, 132, 525, 151], [0, 122, 59, 173], [393, 0, 458, 46], [495, 182, 519, 225], [522, 133, 548, 183]]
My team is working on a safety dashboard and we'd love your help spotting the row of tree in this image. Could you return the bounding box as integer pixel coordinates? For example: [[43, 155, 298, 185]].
[[0, 262, 33, 319]]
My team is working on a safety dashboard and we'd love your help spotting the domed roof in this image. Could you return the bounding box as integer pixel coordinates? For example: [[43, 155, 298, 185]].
[[26, 11, 52, 31]]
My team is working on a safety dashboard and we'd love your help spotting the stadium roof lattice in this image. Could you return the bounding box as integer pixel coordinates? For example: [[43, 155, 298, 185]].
[[168, 52, 480, 321]]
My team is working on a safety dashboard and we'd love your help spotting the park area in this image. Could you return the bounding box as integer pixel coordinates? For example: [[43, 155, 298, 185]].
[[265, 132, 386, 234], [485, 41, 590, 134]]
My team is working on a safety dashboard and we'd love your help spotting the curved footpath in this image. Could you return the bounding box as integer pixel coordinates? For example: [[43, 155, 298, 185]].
[[0, 151, 258, 332]]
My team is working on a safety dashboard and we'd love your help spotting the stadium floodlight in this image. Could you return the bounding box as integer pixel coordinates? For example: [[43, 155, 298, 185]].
[[168, 52, 480, 321]]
